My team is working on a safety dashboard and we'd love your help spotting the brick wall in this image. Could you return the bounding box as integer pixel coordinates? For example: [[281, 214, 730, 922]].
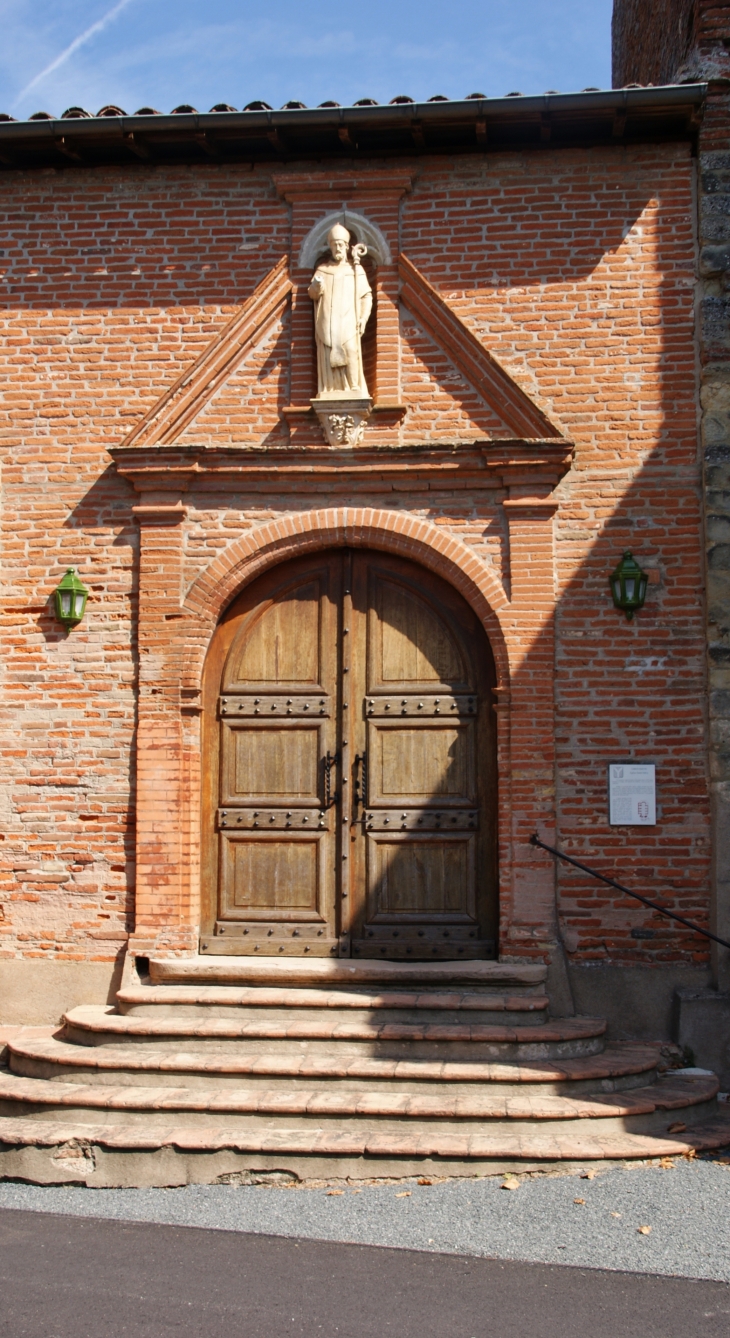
[[614, 0, 730, 87], [612, 0, 730, 984], [612, 0, 695, 88], [0, 141, 711, 970]]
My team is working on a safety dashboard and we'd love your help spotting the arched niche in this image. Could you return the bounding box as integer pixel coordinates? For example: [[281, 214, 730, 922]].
[[298, 210, 392, 270]]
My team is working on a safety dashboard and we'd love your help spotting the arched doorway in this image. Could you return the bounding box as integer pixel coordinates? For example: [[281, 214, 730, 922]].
[[201, 549, 497, 958]]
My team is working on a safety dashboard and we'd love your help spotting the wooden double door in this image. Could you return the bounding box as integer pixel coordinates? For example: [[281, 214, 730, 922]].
[[201, 550, 497, 958]]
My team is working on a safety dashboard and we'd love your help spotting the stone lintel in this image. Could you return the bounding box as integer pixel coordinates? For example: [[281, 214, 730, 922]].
[[111, 439, 572, 492]]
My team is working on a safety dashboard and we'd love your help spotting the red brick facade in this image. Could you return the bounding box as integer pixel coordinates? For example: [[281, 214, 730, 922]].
[[613, 0, 730, 1013], [0, 134, 712, 988]]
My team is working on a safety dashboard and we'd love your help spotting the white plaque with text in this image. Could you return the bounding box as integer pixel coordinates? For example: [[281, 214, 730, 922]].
[[608, 763, 656, 825]]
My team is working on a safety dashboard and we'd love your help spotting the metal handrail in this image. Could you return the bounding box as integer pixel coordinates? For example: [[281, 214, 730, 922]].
[[530, 833, 730, 952]]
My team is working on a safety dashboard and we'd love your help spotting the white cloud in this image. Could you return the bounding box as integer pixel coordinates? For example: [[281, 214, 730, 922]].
[[12, 0, 134, 110]]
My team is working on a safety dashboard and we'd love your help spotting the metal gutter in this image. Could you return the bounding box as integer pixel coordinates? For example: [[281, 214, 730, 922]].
[[0, 84, 707, 168]]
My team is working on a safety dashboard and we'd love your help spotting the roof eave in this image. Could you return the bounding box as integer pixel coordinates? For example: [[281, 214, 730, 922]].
[[0, 84, 707, 168]]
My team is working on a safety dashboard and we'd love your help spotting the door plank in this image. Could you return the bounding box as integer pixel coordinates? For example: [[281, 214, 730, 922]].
[[350, 553, 496, 959], [202, 549, 496, 959], [225, 580, 322, 686], [376, 580, 465, 685], [220, 833, 324, 918], [370, 721, 475, 805], [222, 722, 321, 804], [201, 556, 340, 954], [367, 831, 477, 918]]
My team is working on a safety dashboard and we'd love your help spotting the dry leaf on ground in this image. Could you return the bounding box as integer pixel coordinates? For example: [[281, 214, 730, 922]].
[[668, 1122, 687, 1133], [501, 1177, 520, 1191], [580, 1170, 597, 1180], [573, 1197, 585, 1205], [395, 1191, 412, 1198], [637, 1225, 652, 1235], [610, 1212, 621, 1218], [659, 1157, 675, 1169], [417, 1177, 433, 1185], [327, 1190, 344, 1196]]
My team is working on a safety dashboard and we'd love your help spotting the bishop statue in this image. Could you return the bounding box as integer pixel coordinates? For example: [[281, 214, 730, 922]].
[[308, 223, 373, 399]]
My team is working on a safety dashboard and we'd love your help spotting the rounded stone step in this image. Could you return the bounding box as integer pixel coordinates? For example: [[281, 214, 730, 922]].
[[8, 1034, 658, 1096], [0, 1071, 717, 1139], [116, 984, 551, 1028], [2, 1110, 729, 1187], [62, 1005, 606, 1061]]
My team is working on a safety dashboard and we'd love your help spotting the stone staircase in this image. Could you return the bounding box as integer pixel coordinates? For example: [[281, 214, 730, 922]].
[[1, 956, 729, 1187]]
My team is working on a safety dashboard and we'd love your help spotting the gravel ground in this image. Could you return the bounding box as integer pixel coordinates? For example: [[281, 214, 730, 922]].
[[1, 1158, 729, 1282]]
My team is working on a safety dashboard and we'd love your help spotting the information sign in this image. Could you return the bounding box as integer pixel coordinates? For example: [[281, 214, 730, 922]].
[[608, 763, 656, 826]]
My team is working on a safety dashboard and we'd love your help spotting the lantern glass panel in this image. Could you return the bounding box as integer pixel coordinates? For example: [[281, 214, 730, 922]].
[[608, 550, 649, 619], [59, 591, 72, 616], [74, 592, 85, 617]]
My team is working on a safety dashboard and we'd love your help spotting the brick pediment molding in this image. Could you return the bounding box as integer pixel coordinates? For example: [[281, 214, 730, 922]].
[[121, 257, 292, 449], [398, 255, 563, 441]]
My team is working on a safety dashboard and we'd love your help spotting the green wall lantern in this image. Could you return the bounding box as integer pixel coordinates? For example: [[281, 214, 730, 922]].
[[54, 567, 89, 629], [609, 551, 648, 620]]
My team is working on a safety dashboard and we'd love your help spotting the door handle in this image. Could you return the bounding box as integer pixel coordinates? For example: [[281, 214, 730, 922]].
[[354, 752, 367, 817], [324, 751, 339, 809]]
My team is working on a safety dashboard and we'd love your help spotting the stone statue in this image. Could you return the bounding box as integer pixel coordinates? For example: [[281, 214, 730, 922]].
[[308, 223, 373, 399]]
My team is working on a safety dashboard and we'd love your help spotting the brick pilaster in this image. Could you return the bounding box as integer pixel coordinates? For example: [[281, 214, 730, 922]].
[[130, 502, 194, 952], [500, 498, 558, 956]]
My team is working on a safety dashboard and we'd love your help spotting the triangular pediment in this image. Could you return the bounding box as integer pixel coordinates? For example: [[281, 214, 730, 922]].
[[398, 255, 563, 441], [120, 252, 565, 451]]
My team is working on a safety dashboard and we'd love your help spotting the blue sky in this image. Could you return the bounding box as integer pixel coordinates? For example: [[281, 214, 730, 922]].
[[1, 0, 613, 121]]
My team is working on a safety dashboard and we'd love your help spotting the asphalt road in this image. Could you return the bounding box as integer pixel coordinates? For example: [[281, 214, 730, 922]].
[[0, 1208, 729, 1338]]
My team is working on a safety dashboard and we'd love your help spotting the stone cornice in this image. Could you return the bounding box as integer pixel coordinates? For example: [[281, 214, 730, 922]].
[[111, 438, 574, 493]]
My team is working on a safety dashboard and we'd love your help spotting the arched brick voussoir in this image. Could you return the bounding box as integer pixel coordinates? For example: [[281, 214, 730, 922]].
[[180, 508, 511, 692]]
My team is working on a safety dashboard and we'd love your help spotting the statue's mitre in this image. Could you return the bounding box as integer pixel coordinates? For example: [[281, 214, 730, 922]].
[[327, 223, 351, 245]]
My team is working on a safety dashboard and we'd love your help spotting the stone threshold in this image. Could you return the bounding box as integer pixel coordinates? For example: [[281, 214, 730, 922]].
[[147, 957, 548, 987]]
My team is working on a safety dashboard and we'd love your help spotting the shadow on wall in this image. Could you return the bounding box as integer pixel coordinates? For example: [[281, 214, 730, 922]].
[[531, 194, 714, 1044], [3, 158, 711, 1041], [399, 162, 713, 1050]]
